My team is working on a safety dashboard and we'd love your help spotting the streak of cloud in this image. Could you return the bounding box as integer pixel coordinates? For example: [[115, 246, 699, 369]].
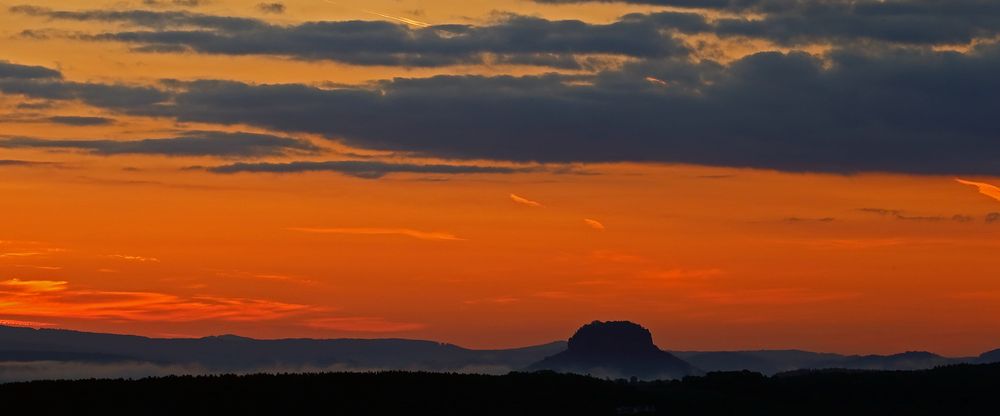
[[509, 194, 543, 208], [206, 160, 527, 178], [956, 178, 1000, 203], [0, 279, 311, 322], [0, 319, 54, 327], [0, 160, 54, 167], [289, 227, 465, 241], [0, 131, 320, 158], [583, 218, 606, 231], [0, 252, 43, 258], [107, 254, 161, 262], [322, 0, 430, 27]]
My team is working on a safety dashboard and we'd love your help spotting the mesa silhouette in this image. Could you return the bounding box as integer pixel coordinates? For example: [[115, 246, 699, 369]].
[[528, 320, 696, 380]]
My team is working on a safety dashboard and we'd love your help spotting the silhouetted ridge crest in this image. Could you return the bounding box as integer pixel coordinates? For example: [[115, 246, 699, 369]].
[[568, 321, 659, 355], [528, 320, 697, 380]]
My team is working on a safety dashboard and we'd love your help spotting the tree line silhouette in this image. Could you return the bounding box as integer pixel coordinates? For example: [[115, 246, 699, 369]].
[[2, 364, 997, 415]]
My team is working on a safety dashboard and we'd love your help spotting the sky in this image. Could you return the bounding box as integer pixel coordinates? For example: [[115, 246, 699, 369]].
[[1, 0, 1000, 356]]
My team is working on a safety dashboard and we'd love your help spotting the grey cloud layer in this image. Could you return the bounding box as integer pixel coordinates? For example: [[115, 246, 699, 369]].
[[207, 161, 532, 179], [0, 131, 320, 157], [0, 75, 168, 109], [0, 159, 53, 166], [544, 0, 1000, 45], [132, 46, 1000, 174], [13, 2, 1000, 72], [13, 6, 692, 68], [0, 60, 63, 79], [3, 43, 1000, 174], [5, 2, 1000, 175], [11, 6, 264, 31], [45, 116, 115, 126]]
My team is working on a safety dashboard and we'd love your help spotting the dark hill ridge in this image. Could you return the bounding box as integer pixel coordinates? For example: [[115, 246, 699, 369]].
[[978, 348, 1000, 364], [672, 349, 991, 375], [0, 325, 565, 374], [3, 323, 1000, 382], [527, 321, 698, 380]]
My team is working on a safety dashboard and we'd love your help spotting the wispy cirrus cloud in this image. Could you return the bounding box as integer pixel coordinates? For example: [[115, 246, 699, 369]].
[[322, 0, 430, 28], [956, 178, 1000, 203], [583, 218, 606, 230], [509, 193, 543, 207], [0, 318, 55, 327], [107, 254, 161, 262], [289, 227, 465, 241], [0, 279, 312, 322]]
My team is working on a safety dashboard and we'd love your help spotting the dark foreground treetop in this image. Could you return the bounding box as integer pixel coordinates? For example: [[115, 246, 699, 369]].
[[3, 364, 999, 415]]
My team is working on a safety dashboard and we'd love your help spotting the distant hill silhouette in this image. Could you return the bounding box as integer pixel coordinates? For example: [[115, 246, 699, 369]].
[[673, 350, 968, 375], [671, 350, 846, 375], [835, 351, 954, 371], [0, 325, 564, 377], [672, 349, 979, 375], [977, 348, 1000, 364], [3, 324, 999, 382], [528, 321, 697, 380]]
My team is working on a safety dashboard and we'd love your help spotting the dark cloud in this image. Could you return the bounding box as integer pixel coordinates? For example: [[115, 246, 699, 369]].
[[859, 208, 905, 217], [11, 6, 265, 31], [45, 116, 115, 126], [713, 0, 1000, 45], [0, 60, 62, 79], [143, 0, 209, 8], [532, 0, 755, 9], [0, 73, 169, 108], [13, 2, 1000, 72], [0, 159, 53, 167], [4, 40, 1000, 174], [256, 3, 285, 14], [784, 217, 836, 223], [0, 131, 320, 157], [860, 208, 975, 223], [102, 44, 998, 175], [539, 0, 1000, 45], [952, 215, 975, 223], [987, 213, 1000, 224], [13, 7, 694, 68], [205, 160, 533, 179]]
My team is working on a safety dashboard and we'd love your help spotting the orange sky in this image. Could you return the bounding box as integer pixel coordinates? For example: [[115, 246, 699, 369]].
[[3, 0, 1000, 356]]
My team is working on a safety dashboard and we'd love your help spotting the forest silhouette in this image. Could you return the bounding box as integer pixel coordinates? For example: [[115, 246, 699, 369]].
[[2, 364, 998, 415]]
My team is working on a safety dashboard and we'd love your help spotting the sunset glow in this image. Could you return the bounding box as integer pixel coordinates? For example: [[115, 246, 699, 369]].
[[2, 0, 1000, 357]]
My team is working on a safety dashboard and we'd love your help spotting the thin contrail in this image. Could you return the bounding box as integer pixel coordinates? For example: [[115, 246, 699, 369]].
[[323, 0, 431, 27]]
